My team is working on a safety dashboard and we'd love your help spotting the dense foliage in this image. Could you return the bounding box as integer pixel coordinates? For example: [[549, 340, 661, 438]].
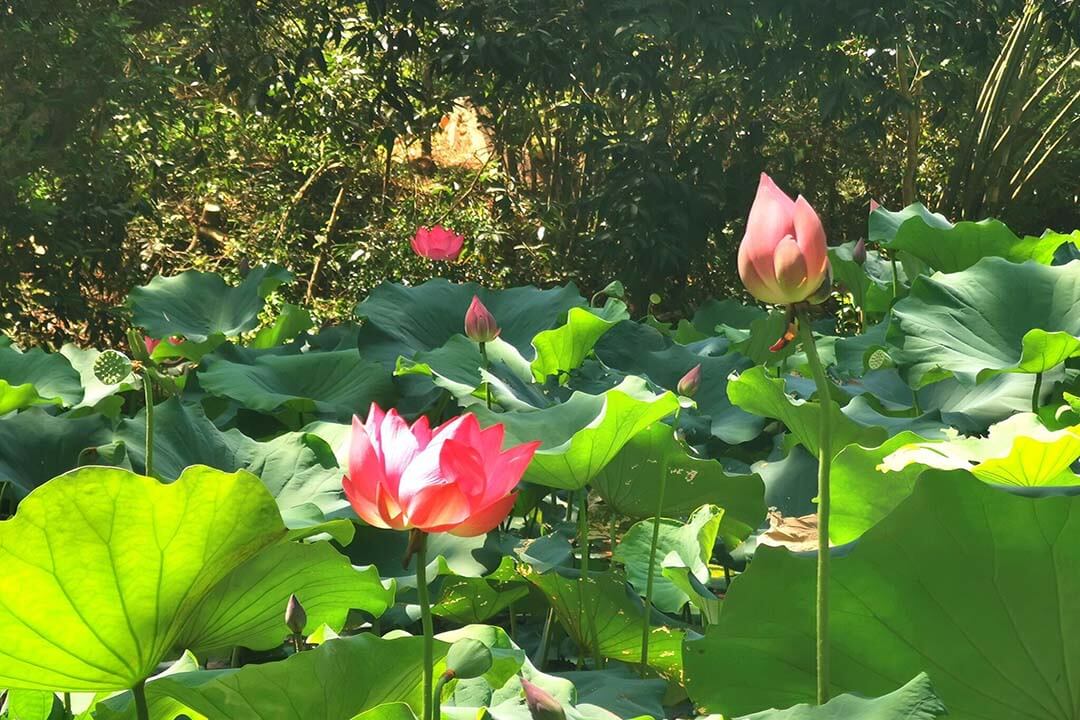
[[3, 0, 1078, 345]]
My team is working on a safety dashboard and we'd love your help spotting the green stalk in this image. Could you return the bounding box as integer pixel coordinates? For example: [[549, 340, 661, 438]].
[[640, 469, 666, 673], [576, 491, 589, 669], [479, 342, 492, 409], [1032, 371, 1043, 413], [63, 693, 72, 720], [143, 372, 155, 478], [414, 532, 435, 720], [797, 310, 833, 705], [432, 673, 452, 720], [132, 679, 149, 720], [890, 256, 900, 300]]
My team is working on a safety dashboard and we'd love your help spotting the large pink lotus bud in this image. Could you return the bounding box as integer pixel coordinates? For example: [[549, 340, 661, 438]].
[[737, 173, 828, 305], [465, 296, 500, 343], [343, 405, 540, 536], [411, 225, 465, 261]]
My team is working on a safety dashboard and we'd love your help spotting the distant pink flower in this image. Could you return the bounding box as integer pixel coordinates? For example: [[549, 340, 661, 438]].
[[869, 198, 881, 213], [737, 173, 829, 305], [465, 296, 500, 343], [143, 336, 183, 355], [411, 225, 464, 261], [343, 404, 540, 536]]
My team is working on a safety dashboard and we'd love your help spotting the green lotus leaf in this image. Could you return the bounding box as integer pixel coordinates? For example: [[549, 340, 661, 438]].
[[128, 265, 291, 344], [531, 302, 628, 381], [395, 335, 533, 406], [593, 320, 762, 444], [0, 345, 83, 413], [684, 471, 1080, 719], [734, 673, 946, 719], [115, 398, 349, 521], [728, 366, 887, 458], [250, 303, 314, 349], [0, 409, 113, 498], [96, 635, 448, 720], [613, 505, 724, 613], [557, 667, 668, 720], [471, 378, 679, 490], [355, 279, 585, 366], [521, 566, 685, 679], [829, 242, 906, 315], [890, 258, 1080, 387], [198, 346, 394, 421], [871, 202, 1073, 273], [433, 572, 529, 625], [592, 421, 764, 548], [0, 465, 384, 694]]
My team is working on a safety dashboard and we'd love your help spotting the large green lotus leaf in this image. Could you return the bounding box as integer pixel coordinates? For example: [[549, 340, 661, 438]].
[[689, 298, 767, 338], [684, 471, 1080, 719], [59, 345, 137, 412], [198, 346, 394, 421], [593, 320, 763, 444], [890, 258, 1080, 387], [128, 265, 292, 344], [521, 566, 686, 680], [591, 422, 765, 547], [433, 571, 529, 625], [395, 335, 533, 405], [716, 309, 800, 367], [0, 345, 83, 412], [471, 378, 679, 490], [97, 635, 448, 720], [830, 432, 932, 544], [177, 541, 393, 655], [556, 667, 667, 720], [531, 302, 627, 381], [0, 465, 287, 691], [355, 279, 585, 365], [728, 367, 887, 458], [0, 409, 113, 498], [918, 372, 1038, 433], [115, 398, 348, 520], [871, 202, 1073, 273], [878, 413, 1080, 486], [734, 673, 946, 719], [613, 505, 723, 613]]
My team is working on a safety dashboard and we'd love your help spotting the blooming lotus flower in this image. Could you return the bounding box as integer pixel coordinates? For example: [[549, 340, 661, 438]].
[[465, 295, 500, 343], [343, 404, 540, 536], [411, 225, 464, 261], [737, 173, 829, 305]]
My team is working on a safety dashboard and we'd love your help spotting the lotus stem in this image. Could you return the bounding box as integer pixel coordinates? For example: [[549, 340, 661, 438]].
[[479, 341, 492, 409], [143, 372, 155, 478], [132, 679, 149, 720], [797, 309, 833, 704], [640, 465, 666, 674], [413, 530, 435, 720], [1032, 371, 1043, 413]]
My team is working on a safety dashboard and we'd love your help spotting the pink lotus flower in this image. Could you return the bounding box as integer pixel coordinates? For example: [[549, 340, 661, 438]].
[[411, 225, 465, 261], [677, 363, 701, 398], [143, 336, 183, 355], [343, 404, 540, 536], [465, 296, 500, 343], [737, 173, 829, 305]]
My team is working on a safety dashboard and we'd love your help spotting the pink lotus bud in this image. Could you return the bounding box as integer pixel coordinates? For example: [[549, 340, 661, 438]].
[[853, 237, 867, 265], [737, 173, 828, 305], [411, 225, 464, 261], [465, 296, 500, 343], [521, 676, 566, 720], [869, 198, 880, 213], [284, 593, 307, 634], [677, 364, 701, 398], [144, 337, 162, 355]]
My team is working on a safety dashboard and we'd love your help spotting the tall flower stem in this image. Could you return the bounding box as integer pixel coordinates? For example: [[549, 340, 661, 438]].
[[142, 372, 155, 478], [641, 409, 678, 673], [132, 679, 149, 720], [479, 342, 492, 409], [796, 309, 833, 704], [1032, 371, 1043, 412], [413, 530, 435, 720]]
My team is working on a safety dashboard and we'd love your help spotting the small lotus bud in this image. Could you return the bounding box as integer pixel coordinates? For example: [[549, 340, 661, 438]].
[[869, 198, 880, 213], [465, 296, 500, 343], [852, 237, 867, 265], [285, 594, 307, 635], [446, 638, 493, 680], [521, 676, 566, 720], [677, 364, 702, 398]]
